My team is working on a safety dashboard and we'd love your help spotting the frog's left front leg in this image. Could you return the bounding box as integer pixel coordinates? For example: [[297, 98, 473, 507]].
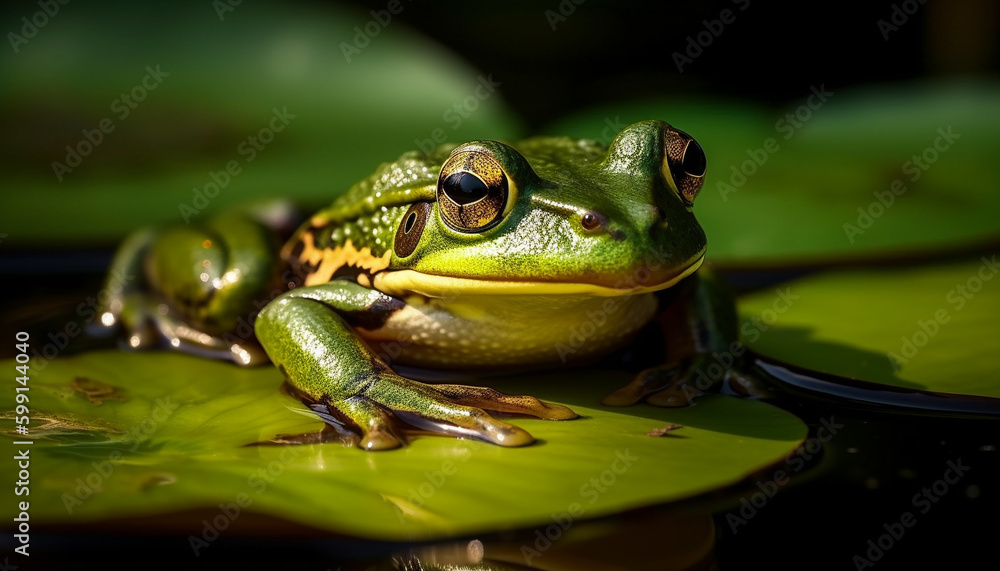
[[255, 281, 577, 450], [603, 268, 769, 407]]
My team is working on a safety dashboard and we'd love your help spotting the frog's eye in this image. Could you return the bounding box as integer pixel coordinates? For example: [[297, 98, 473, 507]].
[[436, 150, 517, 233], [663, 128, 706, 205], [394, 202, 431, 258]]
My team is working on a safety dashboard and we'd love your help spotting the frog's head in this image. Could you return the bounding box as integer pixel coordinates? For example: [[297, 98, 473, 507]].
[[376, 120, 708, 297]]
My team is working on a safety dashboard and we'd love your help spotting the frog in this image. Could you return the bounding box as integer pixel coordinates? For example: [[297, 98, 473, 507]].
[[97, 119, 756, 451]]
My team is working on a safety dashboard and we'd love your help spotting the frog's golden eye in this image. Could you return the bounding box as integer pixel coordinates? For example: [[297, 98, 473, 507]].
[[663, 128, 706, 205], [437, 150, 516, 233]]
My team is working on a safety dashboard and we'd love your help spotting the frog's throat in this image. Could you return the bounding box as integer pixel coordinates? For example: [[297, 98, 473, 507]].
[[372, 252, 705, 298]]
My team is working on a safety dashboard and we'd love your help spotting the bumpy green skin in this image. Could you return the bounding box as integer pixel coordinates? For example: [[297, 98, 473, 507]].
[[100, 120, 747, 451]]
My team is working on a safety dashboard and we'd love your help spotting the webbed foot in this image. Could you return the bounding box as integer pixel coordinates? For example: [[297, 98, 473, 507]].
[[310, 372, 577, 451]]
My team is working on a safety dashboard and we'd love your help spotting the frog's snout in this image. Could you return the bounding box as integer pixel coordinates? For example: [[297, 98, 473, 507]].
[[591, 203, 669, 242]]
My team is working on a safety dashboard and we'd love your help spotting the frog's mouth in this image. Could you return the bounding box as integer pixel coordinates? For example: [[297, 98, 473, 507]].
[[371, 251, 705, 298]]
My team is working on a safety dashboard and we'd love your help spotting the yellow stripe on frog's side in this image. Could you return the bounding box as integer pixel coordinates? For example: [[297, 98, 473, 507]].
[[372, 253, 705, 298], [296, 232, 393, 287]]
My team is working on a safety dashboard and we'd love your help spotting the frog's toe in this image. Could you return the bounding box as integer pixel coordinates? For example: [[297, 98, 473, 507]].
[[601, 365, 682, 406], [227, 342, 270, 366], [115, 295, 270, 366], [646, 381, 703, 407], [110, 293, 158, 347], [399, 406, 537, 447], [340, 396, 405, 451], [339, 377, 539, 448], [724, 369, 773, 399], [397, 384, 540, 447], [432, 384, 578, 420], [365, 376, 535, 446], [392, 395, 537, 447], [359, 425, 404, 450]]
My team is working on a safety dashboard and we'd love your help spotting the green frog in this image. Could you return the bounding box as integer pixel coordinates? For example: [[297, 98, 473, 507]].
[[98, 120, 753, 450]]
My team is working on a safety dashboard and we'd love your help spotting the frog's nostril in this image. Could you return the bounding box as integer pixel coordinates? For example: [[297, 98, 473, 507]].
[[579, 210, 626, 240], [648, 205, 669, 234], [581, 211, 602, 231]]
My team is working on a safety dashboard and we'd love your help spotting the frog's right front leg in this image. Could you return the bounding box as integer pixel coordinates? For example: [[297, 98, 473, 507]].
[[255, 281, 576, 451]]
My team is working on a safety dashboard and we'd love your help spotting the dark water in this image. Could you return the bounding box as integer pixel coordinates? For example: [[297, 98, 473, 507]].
[[2, 251, 998, 570]]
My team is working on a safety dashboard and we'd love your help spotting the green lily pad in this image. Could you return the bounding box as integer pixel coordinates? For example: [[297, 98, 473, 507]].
[[738, 257, 1000, 398], [547, 80, 1000, 266], [8, 351, 804, 540], [0, 1, 521, 246]]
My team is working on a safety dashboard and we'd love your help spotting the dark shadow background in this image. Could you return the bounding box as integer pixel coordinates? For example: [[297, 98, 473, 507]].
[[348, 0, 997, 126]]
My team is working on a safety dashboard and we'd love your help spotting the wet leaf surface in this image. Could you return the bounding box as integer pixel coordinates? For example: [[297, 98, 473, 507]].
[[739, 258, 1000, 398], [7, 351, 805, 540]]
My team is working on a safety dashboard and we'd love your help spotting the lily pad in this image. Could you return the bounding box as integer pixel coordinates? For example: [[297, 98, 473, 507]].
[[0, 1, 521, 246], [547, 80, 1000, 266], [738, 257, 1000, 398], [7, 350, 805, 540]]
